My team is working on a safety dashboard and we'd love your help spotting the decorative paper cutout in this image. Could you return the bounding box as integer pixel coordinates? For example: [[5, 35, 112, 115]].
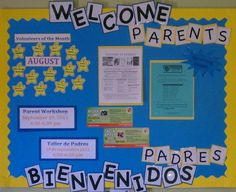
[[87, 173, 104, 192], [70, 8, 90, 30], [116, 5, 136, 26], [180, 165, 196, 185], [71, 75, 85, 90], [129, 24, 145, 43], [63, 62, 76, 77], [161, 25, 176, 44], [203, 24, 217, 44], [187, 23, 203, 43], [49, 1, 74, 23], [144, 165, 163, 186], [68, 171, 87, 191], [26, 69, 39, 85], [77, 57, 90, 72], [103, 161, 119, 182], [175, 25, 189, 45], [180, 147, 197, 166], [169, 150, 182, 166], [162, 165, 181, 188], [56, 163, 72, 184], [12, 62, 26, 77], [145, 28, 162, 48], [155, 146, 170, 164], [99, 12, 119, 33], [210, 145, 227, 165], [43, 67, 57, 82], [197, 149, 210, 165], [12, 81, 26, 97], [12, 44, 25, 59], [66, 45, 79, 60], [33, 42, 46, 57], [43, 169, 56, 189], [132, 1, 155, 24], [86, 3, 103, 24], [50, 42, 62, 56], [114, 170, 132, 189], [216, 27, 231, 45], [54, 78, 68, 93], [142, 147, 156, 163], [131, 173, 146, 192], [154, 3, 172, 25], [25, 165, 43, 187], [34, 81, 47, 96], [184, 47, 224, 76]]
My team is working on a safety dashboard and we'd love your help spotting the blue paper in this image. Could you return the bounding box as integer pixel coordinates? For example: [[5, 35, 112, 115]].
[[150, 62, 194, 119]]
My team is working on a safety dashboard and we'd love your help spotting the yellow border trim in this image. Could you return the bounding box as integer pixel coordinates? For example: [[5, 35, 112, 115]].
[[0, 8, 235, 188]]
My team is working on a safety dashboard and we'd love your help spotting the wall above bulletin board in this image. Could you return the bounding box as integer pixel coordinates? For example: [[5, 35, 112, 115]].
[[0, 0, 236, 191]]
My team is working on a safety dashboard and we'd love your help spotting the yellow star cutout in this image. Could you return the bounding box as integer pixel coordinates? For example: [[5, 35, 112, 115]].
[[66, 45, 79, 60], [34, 81, 47, 96], [33, 42, 46, 57], [77, 57, 90, 72], [54, 78, 68, 94], [50, 42, 62, 56], [12, 82, 26, 97], [63, 62, 76, 77], [12, 62, 26, 77], [26, 70, 39, 85], [72, 75, 86, 91], [43, 67, 57, 82], [12, 44, 25, 60]]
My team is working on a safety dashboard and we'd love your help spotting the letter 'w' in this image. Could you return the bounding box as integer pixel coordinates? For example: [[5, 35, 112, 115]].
[[50, 2, 73, 22]]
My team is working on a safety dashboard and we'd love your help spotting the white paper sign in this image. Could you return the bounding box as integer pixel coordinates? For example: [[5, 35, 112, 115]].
[[25, 57, 61, 67], [19, 107, 75, 129], [41, 139, 97, 159], [99, 46, 143, 106], [15, 34, 71, 43]]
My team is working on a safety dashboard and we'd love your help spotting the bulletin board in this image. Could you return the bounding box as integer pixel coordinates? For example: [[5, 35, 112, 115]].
[[0, 4, 236, 191]]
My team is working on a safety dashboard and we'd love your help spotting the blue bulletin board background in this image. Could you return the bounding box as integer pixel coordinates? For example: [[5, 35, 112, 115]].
[[8, 18, 226, 180]]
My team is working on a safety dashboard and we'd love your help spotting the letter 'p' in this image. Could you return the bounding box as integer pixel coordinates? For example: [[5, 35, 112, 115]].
[[142, 147, 155, 163], [129, 24, 145, 43]]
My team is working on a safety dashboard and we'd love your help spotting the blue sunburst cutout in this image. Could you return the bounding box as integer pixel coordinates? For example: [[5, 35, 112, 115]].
[[184, 47, 224, 76]]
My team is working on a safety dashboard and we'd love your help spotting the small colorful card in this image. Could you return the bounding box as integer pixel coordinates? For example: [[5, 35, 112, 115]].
[[104, 128, 149, 148], [87, 107, 133, 127]]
